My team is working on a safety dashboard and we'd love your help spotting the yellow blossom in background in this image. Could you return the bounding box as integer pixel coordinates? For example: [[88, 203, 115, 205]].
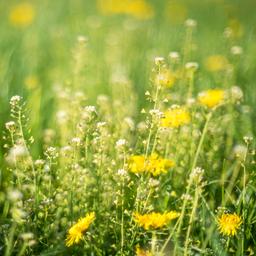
[[97, 0, 154, 20], [204, 55, 228, 72], [155, 69, 176, 88], [228, 19, 244, 38], [9, 3, 35, 28], [133, 211, 180, 230], [136, 245, 152, 256], [24, 75, 39, 90], [161, 107, 190, 128], [66, 212, 95, 247], [129, 154, 175, 176], [198, 89, 225, 108], [165, 1, 187, 24], [218, 213, 242, 236]]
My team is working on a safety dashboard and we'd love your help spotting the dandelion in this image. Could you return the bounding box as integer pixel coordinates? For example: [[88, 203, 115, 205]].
[[66, 212, 95, 247], [9, 3, 35, 28], [218, 213, 242, 236], [205, 55, 228, 72], [155, 69, 176, 88], [161, 107, 190, 128], [97, 0, 154, 20], [135, 245, 152, 256], [198, 89, 225, 108], [129, 153, 175, 176], [133, 211, 180, 230]]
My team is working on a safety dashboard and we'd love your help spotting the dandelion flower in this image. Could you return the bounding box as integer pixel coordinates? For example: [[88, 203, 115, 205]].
[[97, 0, 154, 20], [66, 212, 95, 247], [9, 3, 35, 28], [155, 69, 176, 88], [205, 55, 228, 72], [198, 89, 225, 108], [136, 245, 152, 256], [133, 211, 180, 230], [218, 213, 242, 236], [129, 154, 175, 176], [161, 107, 190, 128]]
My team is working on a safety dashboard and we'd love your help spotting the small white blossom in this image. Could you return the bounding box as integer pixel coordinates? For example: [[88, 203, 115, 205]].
[[185, 19, 197, 28], [231, 46, 243, 55], [154, 57, 165, 65]]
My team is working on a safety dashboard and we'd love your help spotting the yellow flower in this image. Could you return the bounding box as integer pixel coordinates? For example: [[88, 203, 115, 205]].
[[204, 55, 228, 72], [133, 211, 180, 230], [136, 245, 152, 256], [161, 107, 190, 128], [97, 0, 154, 20], [129, 154, 175, 176], [165, 1, 187, 24], [24, 75, 39, 90], [218, 213, 242, 236], [9, 3, 35, 28], [155, 69, 176, 88], [198, 89, 225, 108], [66, 212, 95, 247]]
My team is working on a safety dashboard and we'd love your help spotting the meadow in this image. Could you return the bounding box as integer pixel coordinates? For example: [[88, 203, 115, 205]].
[[0, 0, 256, 255]]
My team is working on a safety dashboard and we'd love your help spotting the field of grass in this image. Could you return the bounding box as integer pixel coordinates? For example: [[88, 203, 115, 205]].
[[1, 0, 256, 255]]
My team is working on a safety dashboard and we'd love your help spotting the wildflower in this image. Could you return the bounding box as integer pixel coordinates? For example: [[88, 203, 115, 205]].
[[5, 121, 16, 132], [165, 2, 187, 25], [230, 86, 243, 102], [161, 107, 190, 128], [155, 69, 176, 88], [231, 46, 243, 56], [117, 169, 128, 176], [66, 212, 95, 247], [129, 154, 175, 176], [9, 3, 35, 27], [205, 55, 228, 72], [185, 62, 199, 71], [169, 51, 180, 62], [198, 89, 225, 108], [218, 213, 242, 236], [10, 95, 22, 106], [154, 57, 165, 65], [24, 75, 38, 90], [116, 139, 127, 148], [185, 18, 197, 28], [133, 211, 180, 230], [136, 245, 152, 256], [97, 0, 154, 20]]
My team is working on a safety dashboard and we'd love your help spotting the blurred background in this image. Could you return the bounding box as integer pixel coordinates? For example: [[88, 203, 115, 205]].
[[0, 0, 256, 156]]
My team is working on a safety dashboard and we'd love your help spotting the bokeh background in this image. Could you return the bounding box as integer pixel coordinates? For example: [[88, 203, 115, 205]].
[[1, 0, 256, 157]]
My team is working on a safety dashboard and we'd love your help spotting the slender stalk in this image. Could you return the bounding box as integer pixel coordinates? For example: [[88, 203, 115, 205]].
[[184, 187, 200, 255], [174, 111, 212, 253]]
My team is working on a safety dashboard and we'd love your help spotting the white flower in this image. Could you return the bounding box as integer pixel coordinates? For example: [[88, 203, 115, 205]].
[[10, 95, 22, 106], [230, 86, 243, 101], [5, 121, 16, 131], [169, 51, 180, 61], [185, 62, 199, 71], [116, 139, 127, 148], [117, 169, 127, 176], [154, 57, 165, 65], [231, 46, 243, 55], [185, 19, 197, 28], [8, 189, 23, 201]]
